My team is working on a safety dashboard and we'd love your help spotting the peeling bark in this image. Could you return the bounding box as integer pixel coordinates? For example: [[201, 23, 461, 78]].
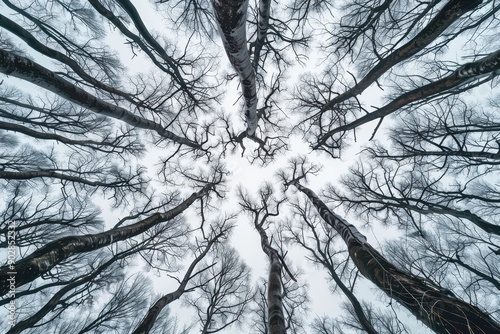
[[212, 0, 259, 135], [0, 187, 210, 296], [0, 48, 200, 148], [293, 181, 500, 334]]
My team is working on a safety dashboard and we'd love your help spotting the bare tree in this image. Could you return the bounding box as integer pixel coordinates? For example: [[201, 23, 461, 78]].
[[248, 274, 309, 334], [0, 48, 201, 148], [185, 244, 253, 333], [280, 159, 500, 334], [238, 183, 309, 334], [320, 0, 483, 112], [312, 49, 500, 151], [132, 217, 234, 334], [2, 0, 500, 332]]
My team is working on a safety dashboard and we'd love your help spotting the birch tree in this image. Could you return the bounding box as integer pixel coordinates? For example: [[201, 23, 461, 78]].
[[211, 0, 258, 136], [238, 184, 309, 334], [279, 158, 500, 334], [133, 217, 234, 334], [2, 0, 500, 332], [3, 216, 191, 333]]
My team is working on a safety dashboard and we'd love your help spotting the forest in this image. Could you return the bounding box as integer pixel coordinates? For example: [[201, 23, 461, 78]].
[[0, 0, 499, 333]]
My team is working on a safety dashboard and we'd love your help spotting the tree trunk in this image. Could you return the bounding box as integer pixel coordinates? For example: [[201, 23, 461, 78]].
[[6, 250, 130, 334], [253, 0, 272, 70], [212, 0, 259, 135], [255, 222, 286, 334], [0, 187, 209, 296], [293, 181, 500, 334], [0, 48, 199, 148]]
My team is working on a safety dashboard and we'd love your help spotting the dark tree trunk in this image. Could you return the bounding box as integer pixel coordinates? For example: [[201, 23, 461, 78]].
[[293, 181, 500, 334], [0, 48, 199, 148], [0, 188, 209, 296], [255, 224, 287, 334]]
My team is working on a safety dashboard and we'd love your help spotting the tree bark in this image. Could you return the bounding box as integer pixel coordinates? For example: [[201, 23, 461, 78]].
[[293, 181, 500, 334], [252, 0, 272, 70], [0, 48, 200, 148], [293, 214, 379, 334], [212, 0, 259, 135], [0, 187, 210, 296], [315, 49, 500, 148], [0, 120, 131, 153], [0, 170, 129, 187]]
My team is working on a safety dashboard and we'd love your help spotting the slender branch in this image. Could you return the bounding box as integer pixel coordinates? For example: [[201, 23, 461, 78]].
[[0, 186, 212, 296], [315, 49, 500, 148], [0, 48, 200, 148]]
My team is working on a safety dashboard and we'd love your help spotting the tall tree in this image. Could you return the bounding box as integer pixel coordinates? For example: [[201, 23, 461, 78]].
[[283, 198, 379, 334], [238, 184, 309, 334], [238, 184, 288, 334], [211, 0, 258, 136], [2, 0, 500, 332], [280, 160, 500, 334], [133, 217, 235, 334]]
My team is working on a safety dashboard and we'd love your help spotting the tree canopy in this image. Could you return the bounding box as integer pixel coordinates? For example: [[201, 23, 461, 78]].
[[1, 0, 499, 333]]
